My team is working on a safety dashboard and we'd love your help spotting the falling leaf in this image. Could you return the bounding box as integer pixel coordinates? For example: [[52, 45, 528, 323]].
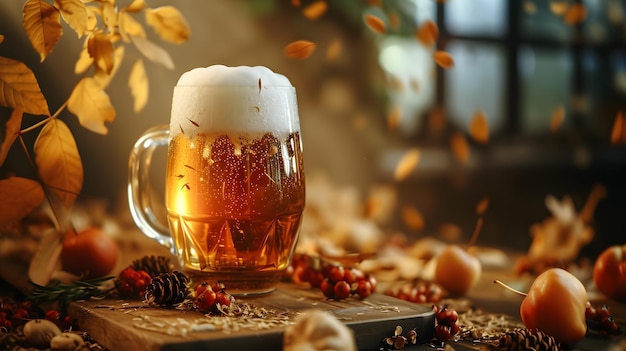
[[469, 109, 489, 144], [145, 6, 190, 44], [550, 105, 565, 132], [54, 0, 88, 38], [94, 45, 125, 88], [476, 196, 489, 215], [564, 3, 587, 24], [125, 0, 147, 13], [119, 10, 146, 42], [284, 40, 317, 59], [131, 36, 175, 69], [450, 132, 469, 163], [433, 50, 454, 68], [387, 106, 402, 131], [402, 205, 425, 231], [88, 32, 115, 74], [0, 56, 50, 116], [34, 119, 83, 208], [364, 14, 386, 34], [0, 177, 45, 227], [415, 20, 439, 46], [610, 111, 626, 144], [549, 1, 569, 16], [394, 148, 419, 181], [0, 106, 24, 167], [67, 77, 116, 134], [302, 1, 327, 20], [325, 37, 342, 61], [23, 0, 63, 62], [129, 59, 148, 113]]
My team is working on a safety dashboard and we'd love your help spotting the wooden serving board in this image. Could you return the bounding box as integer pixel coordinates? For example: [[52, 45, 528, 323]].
[[68, 283, 434, 351]]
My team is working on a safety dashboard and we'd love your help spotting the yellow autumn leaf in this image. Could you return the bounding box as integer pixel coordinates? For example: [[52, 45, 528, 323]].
[[469, 109, 489, 144], [302, 1, 327, 21], [129, 59, 148, 113], [125, 0, 147, 13], [433, 50, 454, 68], [284, 40, 317, 59], [450, 132, 469, 163], [88, 32, 115, 74], [549, 1, 569, 16], [0, 106, 24, 167], [85, 5, 99, 31], [74, 40, 92, 74], [0, 56, 50, 116], [94, 45, 125, 89], [131, 36, 175, 69], [23, 0, 63, 62], [68, 77, 116, 134], [145, 6, 190, 44], [394, 148, 419, 181], [119, 10, 146, 43], [101, 1, 118, 34], [364, 14, 386, 34], [0, 177, 45, 227], [54, 0, 88, 38]]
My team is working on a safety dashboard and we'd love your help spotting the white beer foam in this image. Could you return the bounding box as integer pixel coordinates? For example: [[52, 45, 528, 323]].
[[171, 65, 299, 135]]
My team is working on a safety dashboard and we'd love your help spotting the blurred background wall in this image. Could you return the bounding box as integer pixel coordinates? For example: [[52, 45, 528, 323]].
[[0, 0, 625, 257]]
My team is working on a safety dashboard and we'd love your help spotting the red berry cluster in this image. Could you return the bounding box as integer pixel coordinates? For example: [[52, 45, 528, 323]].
[[433, 305, 460, 342], [288, 254, 376, 300], [585, 302, 621, 335], [117, 267, 152, 299], [44, 309, 73, 330], [385, 281, 443, 304], [0, 296, 72, 331], [193, 282, 235, 314]]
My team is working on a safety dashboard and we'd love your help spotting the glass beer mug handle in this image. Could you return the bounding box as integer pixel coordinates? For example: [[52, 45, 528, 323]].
[[127, 125, 175, 255]]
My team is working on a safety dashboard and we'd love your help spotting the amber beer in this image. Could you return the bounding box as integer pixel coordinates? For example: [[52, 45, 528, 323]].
[[128, 66, 305, 295]]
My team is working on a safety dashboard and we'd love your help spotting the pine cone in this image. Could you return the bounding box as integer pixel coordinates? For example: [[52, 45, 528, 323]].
[[131, 255, 173, 278], [144, 271, 190, 306], [498, 328, 560, 351]]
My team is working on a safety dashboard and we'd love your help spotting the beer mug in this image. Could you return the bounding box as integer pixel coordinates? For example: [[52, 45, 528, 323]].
[[128, 65, 305, 295]]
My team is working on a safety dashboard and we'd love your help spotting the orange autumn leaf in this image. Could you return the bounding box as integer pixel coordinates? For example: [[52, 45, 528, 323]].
[[550, 105, 565, 132], [23, 0, 63, 62], [129, 59, 148, 113], [415, 20, 439, 46], [394, 148, 420, 181], [0, 56, 50, 116], [34, 119, 83, 209], [433, 50, 454, 68], [564, 3, 587, 24], [450, 132, 470, 163], [0, 177, 45, 227], [68, 77, 116, 134], [0, 34, 4, 44], [284, 40, 317, 59], [610, 111, 626, 144], [291, 0, 301, 7], [325, 38, 342, 61], [387, 106, 402, 131], [402, 205, 425, 231], [55, 0, 88, 38], [145, 6, 191, 44], [0, 106, 24, 167], [364, 14, 386, 34], [476, 196, 489, 215], [94, 45, 125, 89], [88, 32, 115, 74], [125, 0, 147, 13], [302, 1, 327, 20], [469, 109, 489, 144]]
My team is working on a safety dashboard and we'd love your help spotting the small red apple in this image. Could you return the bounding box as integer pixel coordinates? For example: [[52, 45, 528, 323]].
[[434, 245, 481, 295], [593, 245, 626, 301], [61, 227, 119, 279]]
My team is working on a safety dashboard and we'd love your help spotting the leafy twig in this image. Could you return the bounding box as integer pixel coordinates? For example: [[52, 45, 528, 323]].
[[27, 276, 116, 304]]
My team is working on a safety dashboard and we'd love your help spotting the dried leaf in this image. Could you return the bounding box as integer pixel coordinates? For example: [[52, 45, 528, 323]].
[[68, 77, 116, 134], [125, 0, 147, 13], [129, 59, 148, 113], [0, 106, 24, 167], [387, 106, 402, 131], [101, 1, 117, 34], [145, 6, 190, 44], [23, 0, 63, 62], [325, 38, 342, 61], [364, 14, 386, 34], [549, 1, 568, 16], [550, 105, 565, 132], [88, 32, 115, 74], [610, 111, 626, 144], [34, 119, 82, 208], [415, 20, 439, 46], [119, 10, 146, 42], [433, 50, 454, 68], [450, 132, 469, 163], [564, 3, 587, 24], [469, 109, 489, 144], [28, 228, 63, 287], [476, 196, 489, 215], [284, 40, 317, 59], [0, 177, 44, 227], [0, 56, 50, 116], [402, 205, 425, 231], [54, 0, 88, 38], [394, 148, 419, 181], [131, 36, 175, 69], [94, 45, 124, 89], [302, 1, 327, 20]]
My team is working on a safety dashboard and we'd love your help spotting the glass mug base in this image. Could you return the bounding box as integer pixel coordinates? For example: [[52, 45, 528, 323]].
[[183, 269, 283, 296]]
